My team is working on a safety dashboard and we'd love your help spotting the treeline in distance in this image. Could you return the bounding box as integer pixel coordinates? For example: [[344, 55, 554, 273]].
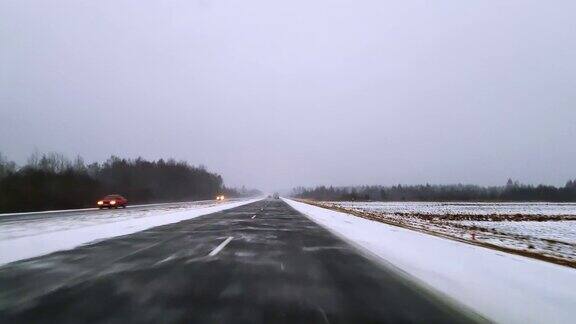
[[293, 179, 576, 202], [0, 152, 260, 213]]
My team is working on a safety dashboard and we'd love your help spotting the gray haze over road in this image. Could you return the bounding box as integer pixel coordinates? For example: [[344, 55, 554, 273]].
[[1, 1, 575, 191]]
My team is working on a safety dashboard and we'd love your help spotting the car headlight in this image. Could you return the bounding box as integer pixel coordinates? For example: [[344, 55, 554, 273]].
[[97, 201, 103, 205], [110, 200, 116, 205]]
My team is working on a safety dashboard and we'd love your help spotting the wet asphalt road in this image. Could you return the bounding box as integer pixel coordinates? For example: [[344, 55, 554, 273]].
[[0, 199, 480, 323]]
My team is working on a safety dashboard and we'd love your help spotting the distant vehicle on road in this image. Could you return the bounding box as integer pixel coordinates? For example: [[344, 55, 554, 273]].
[[273, 193, 280, 199], [97, 194, 128, 209], [216, 195, 225, 201]]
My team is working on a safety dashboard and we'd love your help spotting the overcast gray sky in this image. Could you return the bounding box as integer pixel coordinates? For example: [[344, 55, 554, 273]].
[[1, 0, 575, 191]]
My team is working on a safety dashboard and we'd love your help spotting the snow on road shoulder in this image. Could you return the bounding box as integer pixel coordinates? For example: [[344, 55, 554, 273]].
[[284, 198, 576, 324], [0, 199, 260, 266]]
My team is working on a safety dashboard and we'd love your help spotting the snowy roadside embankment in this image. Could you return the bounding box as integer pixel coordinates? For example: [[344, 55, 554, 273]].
[[0, 199, 260, 266], [310, 201, 576, 266], [284, 198, 576, 324]]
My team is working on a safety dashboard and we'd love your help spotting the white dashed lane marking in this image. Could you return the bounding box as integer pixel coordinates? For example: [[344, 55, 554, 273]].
[[208, 236, 233, 257]]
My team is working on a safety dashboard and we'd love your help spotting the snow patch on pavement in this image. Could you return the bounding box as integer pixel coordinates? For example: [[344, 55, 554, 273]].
[[0, 199, 260, 265], [284, 198, 576, 324]]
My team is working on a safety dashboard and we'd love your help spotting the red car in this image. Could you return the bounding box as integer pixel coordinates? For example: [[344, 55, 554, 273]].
[[97, 194, 128, 209]]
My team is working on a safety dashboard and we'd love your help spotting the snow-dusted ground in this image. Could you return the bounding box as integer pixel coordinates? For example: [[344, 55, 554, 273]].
[[0, 199, 260, 265], [319, 200, 576, 264], [334, 201, 576, 216], [285, 198, 576, 324], [460, 220, 576, 244]]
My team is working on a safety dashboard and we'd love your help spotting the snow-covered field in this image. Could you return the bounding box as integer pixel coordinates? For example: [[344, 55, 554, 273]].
[[314, 201, 576, 264], [0, 199, 259, 265], [461, 220, 576, 244], [335, 201, 576, 217], [285, 199, 576, 324]]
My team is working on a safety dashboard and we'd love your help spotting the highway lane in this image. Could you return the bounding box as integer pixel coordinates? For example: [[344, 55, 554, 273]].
[[0, 199, 228, 225], [0, 199, 481, 323]]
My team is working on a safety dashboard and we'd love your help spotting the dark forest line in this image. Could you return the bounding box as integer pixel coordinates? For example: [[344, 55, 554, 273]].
[[292, 179, 576, 202], [0, 152, 260, 213]]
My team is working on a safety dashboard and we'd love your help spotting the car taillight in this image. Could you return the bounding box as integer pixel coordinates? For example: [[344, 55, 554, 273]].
[[97, 201, 104, 205]]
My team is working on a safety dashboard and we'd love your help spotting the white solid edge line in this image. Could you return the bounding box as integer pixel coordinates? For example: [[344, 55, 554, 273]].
[[208, 236, 233, 256]]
